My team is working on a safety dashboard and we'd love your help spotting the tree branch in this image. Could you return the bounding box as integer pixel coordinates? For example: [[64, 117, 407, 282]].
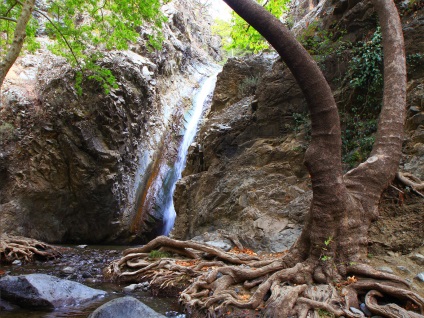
[[31, 8, 82, 71], [0, 0, 36, 88], [4, 1, 19, 17], [344, 0, 406, 208], [0, 16, 17, 22]]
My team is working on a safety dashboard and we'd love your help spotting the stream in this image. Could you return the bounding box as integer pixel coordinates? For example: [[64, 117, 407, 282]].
[[1, 245, 181, 317]]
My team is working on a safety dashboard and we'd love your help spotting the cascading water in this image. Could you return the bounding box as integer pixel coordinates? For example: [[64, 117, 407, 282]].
[[161, 73, 219, 235]]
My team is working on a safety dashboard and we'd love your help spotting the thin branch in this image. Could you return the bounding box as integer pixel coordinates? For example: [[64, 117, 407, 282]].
[[14, 0, 81, 71], [0, 16, 17, 22], [32, 8, 82, 70], [389, 184, 404, 194], [4, 1, 19, 16]]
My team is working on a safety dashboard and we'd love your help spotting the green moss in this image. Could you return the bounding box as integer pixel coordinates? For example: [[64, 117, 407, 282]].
[[149, 250, 171, 259], [0, 122, 16, 144]]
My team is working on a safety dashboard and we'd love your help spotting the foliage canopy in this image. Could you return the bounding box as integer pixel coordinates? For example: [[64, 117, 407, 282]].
[[213, 0, 291, 54], [0, 0, 168, 93]]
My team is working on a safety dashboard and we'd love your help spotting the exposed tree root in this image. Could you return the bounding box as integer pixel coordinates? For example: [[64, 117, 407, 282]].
[[397, 172, 424, 198], [0, 234, 62, 263], [106, 236, 424, 317]]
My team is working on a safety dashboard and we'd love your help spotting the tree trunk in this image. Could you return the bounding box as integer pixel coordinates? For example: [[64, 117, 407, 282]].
[[109, 1, 420, 316], [0, 0, 36, 89], [221, 0, 406, 267]]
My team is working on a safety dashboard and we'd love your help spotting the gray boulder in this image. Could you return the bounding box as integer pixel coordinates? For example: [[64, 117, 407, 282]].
[[0, 274, 106, 309], [88, 296, 165, 318]]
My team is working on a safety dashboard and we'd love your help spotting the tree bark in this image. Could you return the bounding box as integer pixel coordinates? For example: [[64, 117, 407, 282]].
[[0, 0, 36, 89], [344, 0, 406, 200], [340, 0, 406, 261], [223, 0, 406, 265], [222, 0, 347, 263]]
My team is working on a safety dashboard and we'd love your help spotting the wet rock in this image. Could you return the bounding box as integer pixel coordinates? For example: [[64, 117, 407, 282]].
[[0, 298, 18, 311], [88, 296, 165, 318], [0, 274, 106, 309], [360, 303, 372, 316], [416, 272, 424, 282], [350, 306, 365, 316], [123, 282, 150, 293], [166, 311, 186, 318], [82, 272, 92, 278], [123, 283, 141, 293]]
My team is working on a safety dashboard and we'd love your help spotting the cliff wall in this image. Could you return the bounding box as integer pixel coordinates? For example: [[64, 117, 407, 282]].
[[0, 0, 221, 243]]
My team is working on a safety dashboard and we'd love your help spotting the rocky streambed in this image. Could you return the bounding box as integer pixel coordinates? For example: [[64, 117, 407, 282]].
[[0, 245, 183, 317]]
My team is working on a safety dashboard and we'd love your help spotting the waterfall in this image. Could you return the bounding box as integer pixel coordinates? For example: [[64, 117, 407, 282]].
[[162, 73, 219, 235]]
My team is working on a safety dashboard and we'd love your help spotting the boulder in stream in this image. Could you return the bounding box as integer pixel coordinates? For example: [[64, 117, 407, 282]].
[[0, 273, 106, 309], [88, 296, 165, 318]]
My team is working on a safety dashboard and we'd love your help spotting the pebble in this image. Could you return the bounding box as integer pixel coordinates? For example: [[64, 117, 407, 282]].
[[376, 266, 393, 274], [396, 266, 410, 272], [360, 303, 372, 316], [12, 260, 22, 265], [77, 245, 88, 249], [62, 266, 76, 274], [165, 311, 186, 318], [82, 272, 92, 278], [350, 306, 365, 316], [123, 282, 150, 293], [123, 283, 141, 293], [416, 272, 424, 282]]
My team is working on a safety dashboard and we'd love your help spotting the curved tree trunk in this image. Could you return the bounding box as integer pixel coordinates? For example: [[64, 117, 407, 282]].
[[0, 0, 36, 89], [222, 0, 348, 265], [339, 0, 407, 264]]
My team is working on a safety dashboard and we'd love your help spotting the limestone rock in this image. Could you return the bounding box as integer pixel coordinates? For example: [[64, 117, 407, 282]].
[[88, 296, 165, 318], [172, 57, 310, 252], [204, 240, 232, 252], [0, 274, 106, 309]]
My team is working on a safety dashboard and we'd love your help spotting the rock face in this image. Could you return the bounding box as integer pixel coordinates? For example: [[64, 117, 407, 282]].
[[0, 274, 106, 309], [173, 1, 424, 252], [88, 296, 165, 318], [173, 56, 311, 252], [0, 0, 220, 243]]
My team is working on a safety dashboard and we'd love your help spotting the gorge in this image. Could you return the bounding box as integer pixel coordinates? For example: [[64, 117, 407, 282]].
[[1, 0, 424, 317]]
